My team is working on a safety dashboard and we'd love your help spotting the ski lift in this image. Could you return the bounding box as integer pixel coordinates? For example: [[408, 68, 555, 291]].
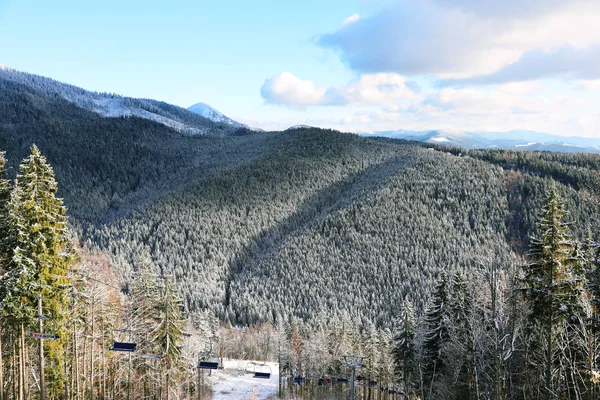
[[369, 380, 377, 387], [246, 361, 271, 379], [336, 377, 348, 384], [110, 342, 137, 352], [318, 377, 331, 386], [140, 330, 162, 360], [293, 375, 304, 385], [29, 313, 59, 341], [198, 361, 219, 370], [356, 375, 366, 382], [110, 328, 137, 352], [198, 338, 220, 370]]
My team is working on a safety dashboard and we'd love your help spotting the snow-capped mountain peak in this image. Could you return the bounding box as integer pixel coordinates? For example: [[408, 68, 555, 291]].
[[187, 102, 243, 127]]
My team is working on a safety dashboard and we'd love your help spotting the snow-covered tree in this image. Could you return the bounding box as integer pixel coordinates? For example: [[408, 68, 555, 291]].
[[422, 272, 450, 398], [152, 278, 185, 400], [393, 298, 417, 396], [522, 187, 589, 399]]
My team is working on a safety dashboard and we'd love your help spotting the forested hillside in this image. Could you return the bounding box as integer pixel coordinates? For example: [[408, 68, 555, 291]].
[[2, 75, 600, 332]]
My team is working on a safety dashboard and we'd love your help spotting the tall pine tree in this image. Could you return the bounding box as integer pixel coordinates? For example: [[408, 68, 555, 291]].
[[422, 272, 449, 398], [393, 298, 417, 397], [0, 145, 77, 399], [522, 187, 588, 399]]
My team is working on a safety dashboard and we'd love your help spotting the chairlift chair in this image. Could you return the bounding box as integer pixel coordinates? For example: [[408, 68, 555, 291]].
[[110, 341, 137, 352], [318, 377, 331, 386], [198, 339, 220, 370], [110, 328, 137, 352], [336, 377, 348, 384], [140, 353, 162, 360], [245, 360, 265, 374], [140, 332, 162, 360], [198, 360, 219, 370], [248, 361, 271, 379], [29, 313, 59, 341]]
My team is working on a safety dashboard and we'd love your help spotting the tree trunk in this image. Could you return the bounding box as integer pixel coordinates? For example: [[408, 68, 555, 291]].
[[90, 296, 95, 400], [545, 309, 553, 400], [39, 297, 46, 400], [0, 329, 4, 400], [19, 324, 24, 400], [74, 320, 80, 400]]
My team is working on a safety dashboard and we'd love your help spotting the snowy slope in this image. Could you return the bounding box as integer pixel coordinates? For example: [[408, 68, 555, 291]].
[[0, 67, 237, 135], [206, 360, 279, 400], [188, 102, 244, 127], [366, 128, 600, 154]]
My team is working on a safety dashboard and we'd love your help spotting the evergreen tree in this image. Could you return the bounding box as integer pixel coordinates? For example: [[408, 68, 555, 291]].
[[0, 152, 10, 267], [448, 270, 476, 399], [522, 187, 588, 399], [153, 278, 185, 400], [422, 272, 449, 398], [393, 299, 417, 396]]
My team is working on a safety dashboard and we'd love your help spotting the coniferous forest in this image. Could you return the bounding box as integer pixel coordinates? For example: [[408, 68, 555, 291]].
[[2, 73, 600, 399]]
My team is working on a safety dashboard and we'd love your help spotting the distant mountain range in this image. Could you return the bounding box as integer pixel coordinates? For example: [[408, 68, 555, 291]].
[[0, 66, 244, 136], [365, 128, 600, 154], [1, 65, 598, 154]]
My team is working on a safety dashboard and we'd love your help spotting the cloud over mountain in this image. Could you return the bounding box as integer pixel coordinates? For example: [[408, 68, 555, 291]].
[[318, 0, 600, 82], [261, 72, 419, 108]]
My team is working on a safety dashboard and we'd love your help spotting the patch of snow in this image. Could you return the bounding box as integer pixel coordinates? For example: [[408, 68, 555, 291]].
[[64, 94, 208, 134], [206, 360, 279, 400], [514, 142, 537, 147], [286, 125, 313, 130], [188, 102, 243, 127], [0, 65, 13, 71], [435, 128, 467, 137], [430, 136, 450, 142]]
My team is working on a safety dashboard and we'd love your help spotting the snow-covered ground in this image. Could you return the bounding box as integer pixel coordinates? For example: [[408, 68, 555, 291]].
[[206, 360, 279, 400]]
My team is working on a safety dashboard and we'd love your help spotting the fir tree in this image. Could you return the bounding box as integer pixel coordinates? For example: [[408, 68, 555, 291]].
[[422, 272, 449, 398], [522, 187, 588, 399], [448, 270, 476, 399], [153, 278, 186, 400], [0, 152, 10, 267], [393, 299, 417, 396]]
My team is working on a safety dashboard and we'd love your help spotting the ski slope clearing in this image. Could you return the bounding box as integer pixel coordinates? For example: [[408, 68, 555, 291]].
[[207, 360, 279, 400]]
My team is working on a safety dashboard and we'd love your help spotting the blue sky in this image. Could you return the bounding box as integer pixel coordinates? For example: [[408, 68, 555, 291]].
[[1, 0, 599, 136]]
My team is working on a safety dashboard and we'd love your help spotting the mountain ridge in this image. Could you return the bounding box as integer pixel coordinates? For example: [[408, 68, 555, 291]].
[[2, 68, 600, 328], [0, 66, 242, 135], [366, 128, 600, 153]]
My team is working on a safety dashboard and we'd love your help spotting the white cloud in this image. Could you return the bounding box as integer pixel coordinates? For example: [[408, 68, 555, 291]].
[[260, 72, 326, 108], [333, 82, 600, 137], [325, 73, 420, 106], [578, 80, 600, 90], [318, 0, 600, 82], [342, 14, 360, 26], [261, 72, 419, 108]]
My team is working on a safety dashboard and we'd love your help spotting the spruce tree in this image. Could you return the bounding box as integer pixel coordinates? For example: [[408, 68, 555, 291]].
[[448, 270, 476, 399], [422, 272, 449, 398], [522, 187, 588, 399], [393, 299, 416, 396], [153, 278, 185, 400], [2, 145, 77, 398], [0, 152, 10, 267]]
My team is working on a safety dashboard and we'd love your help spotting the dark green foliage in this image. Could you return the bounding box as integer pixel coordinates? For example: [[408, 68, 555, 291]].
[[393, 299, 417, 396], [422, 273, 449, 393], [521, 189, 589, 398], [2, 74, 600, 336]]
